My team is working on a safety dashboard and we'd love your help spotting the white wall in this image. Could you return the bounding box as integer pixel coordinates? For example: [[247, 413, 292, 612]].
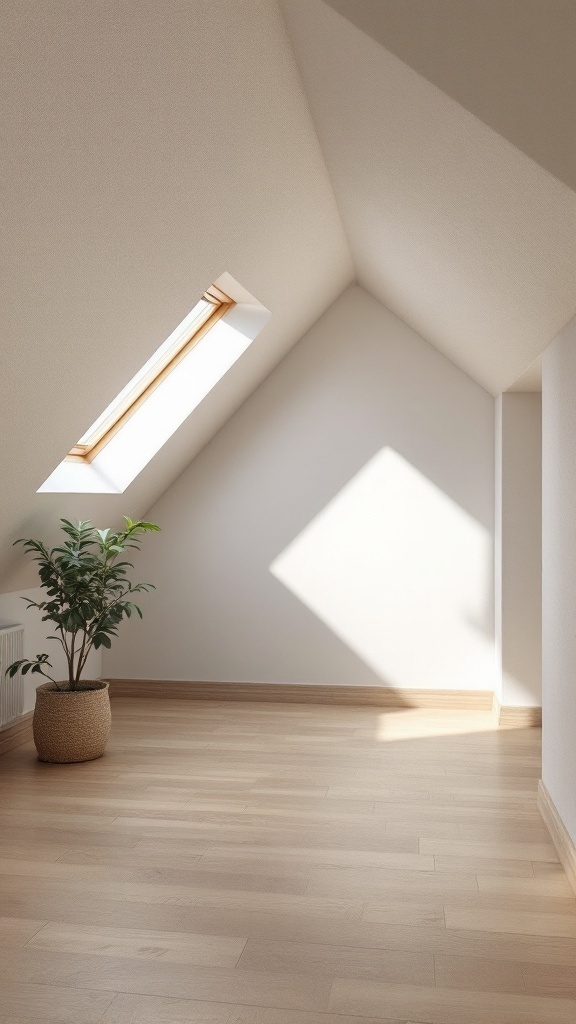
[[542, 316, 576, 842], [105, 286, 495, 691], [0, 590, 102, 712], [495, 393, 542, 707]]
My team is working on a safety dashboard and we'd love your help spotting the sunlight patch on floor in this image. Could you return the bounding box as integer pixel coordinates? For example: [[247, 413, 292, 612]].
[[374, 708, 499, 742]]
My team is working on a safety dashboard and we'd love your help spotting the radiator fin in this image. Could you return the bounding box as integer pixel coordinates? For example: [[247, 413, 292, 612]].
[[0, 625, 24, 727]]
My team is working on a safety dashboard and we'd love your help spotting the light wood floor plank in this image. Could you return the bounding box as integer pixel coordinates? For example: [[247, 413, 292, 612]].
[[0, 915, 47, 948], [100, 991, 409, 1023], [0, 982, 116, 1023], [0, 856, 308, 895], [329, 979, 576, 1023], [434, 952, 527, 994], [306, 866, 479, 900], [477, 872, 575, 898], [196, 847, 435, 875], [236, 936, 435, 985], [0, 948, 333, 1012], [434, 854, 535, 877], [26, 922, 247, 967], [420, 838, 558, 861], [522, 963, 576, 999], [445, 906, 576, 938]]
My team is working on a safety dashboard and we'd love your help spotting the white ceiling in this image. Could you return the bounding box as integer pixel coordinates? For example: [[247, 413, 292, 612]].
[[282, 0, 576, 395], [323, 0, 576, 196], [506, 357, 542, 393], [0, 0, 352, 588]]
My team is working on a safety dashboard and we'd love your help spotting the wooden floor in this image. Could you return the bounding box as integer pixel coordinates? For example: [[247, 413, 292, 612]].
[[0, 698, 574, 1024]]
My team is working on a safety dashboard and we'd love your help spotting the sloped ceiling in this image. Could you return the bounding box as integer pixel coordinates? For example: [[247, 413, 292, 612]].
[[506, 357, 542, 393], [282, 0, 576, 394], [0, 0, 352, 588], [324, 0, 576, 195], [3, 0, 575, 589]]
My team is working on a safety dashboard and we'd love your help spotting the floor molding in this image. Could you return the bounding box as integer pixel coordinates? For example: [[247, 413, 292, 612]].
[[538, 779, 576, 895], [492, 695, 542, 728], [0, 710, 33, 756], [108, 678, 494, 710]]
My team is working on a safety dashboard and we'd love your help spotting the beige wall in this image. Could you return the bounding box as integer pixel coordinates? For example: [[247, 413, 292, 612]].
[[495, 394, 542, 707], [542, 317, 576, 842], [0, 0, 352, 591], [104, 286, 495, 691]]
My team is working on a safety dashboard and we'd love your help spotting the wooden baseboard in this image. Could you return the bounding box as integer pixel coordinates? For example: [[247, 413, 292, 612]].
[[499, 705, 542, 728], [492, 695, 542, 728], [108, 679, 494, 710], [0, 711, 33, 756], [538, 780, 576, 895]]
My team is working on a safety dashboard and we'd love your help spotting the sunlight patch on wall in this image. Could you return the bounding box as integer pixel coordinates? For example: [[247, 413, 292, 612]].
[[270, 448, 493, 691]]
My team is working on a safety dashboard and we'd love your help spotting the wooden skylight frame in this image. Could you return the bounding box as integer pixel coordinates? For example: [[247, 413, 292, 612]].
[[67, 286, 234, 463]]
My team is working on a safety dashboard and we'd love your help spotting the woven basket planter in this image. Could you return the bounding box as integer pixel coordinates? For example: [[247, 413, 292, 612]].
[[33, 680, 111, 763]]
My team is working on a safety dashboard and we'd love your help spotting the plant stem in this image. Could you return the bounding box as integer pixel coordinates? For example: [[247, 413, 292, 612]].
[[69, 632, 77, 690], [76, 629, 88, 686], [37, 666, 60, 687]]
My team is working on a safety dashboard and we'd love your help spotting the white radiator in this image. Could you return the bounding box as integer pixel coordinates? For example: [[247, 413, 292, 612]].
[[0, 624, 24, 727]]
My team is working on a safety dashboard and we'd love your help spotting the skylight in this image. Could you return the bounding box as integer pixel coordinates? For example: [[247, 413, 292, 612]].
[[68, 287, 232, 461], [39, 275, 271, 494]]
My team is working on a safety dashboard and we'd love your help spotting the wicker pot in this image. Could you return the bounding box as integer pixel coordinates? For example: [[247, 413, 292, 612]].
[[33, 680, 111, 763]]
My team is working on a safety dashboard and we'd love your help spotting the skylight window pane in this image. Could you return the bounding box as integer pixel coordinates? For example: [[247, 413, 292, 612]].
[[69, 292, 228, 458], [39, 274, 270, 494], [77, 299, 212, 445]]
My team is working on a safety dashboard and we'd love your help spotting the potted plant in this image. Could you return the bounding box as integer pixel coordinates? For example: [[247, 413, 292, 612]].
[[5, 517, 159, 763]]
